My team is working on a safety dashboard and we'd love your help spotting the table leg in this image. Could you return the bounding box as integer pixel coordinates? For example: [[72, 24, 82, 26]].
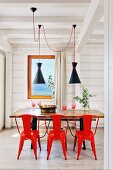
[[31, 118, 51, 149], [80, 118, 86, 150], [31, 118, 37, 149]]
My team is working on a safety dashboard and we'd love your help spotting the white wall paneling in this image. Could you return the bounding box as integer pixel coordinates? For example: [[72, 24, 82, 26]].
[[104, 0, 113, 169], [66, 48, 75, 108], [0, 53, 5, 130], [5, 52, 12, 128], [74, 53, 81, 109], [80, 44, 104, 127]]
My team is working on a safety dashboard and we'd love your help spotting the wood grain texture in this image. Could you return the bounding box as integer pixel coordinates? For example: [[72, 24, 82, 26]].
[[10, 108, 104, 118]]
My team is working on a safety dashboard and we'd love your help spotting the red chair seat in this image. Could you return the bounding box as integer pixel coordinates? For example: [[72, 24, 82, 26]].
[[76, 130, 94, 140], [48, 130, 65, 137]]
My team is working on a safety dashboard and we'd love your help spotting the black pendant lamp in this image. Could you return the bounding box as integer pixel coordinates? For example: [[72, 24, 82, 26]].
[[33, 24, 45, 84], [31, 8, 46, 84], [33, 63, 45, 84], [69, 25, 81, 84], [69, 62, 81, 83]]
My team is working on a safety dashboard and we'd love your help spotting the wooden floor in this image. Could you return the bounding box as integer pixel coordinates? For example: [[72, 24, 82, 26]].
[[0, 128, 104, 170]]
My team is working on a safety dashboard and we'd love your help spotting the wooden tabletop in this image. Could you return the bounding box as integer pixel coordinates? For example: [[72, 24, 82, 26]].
[[10, 108, 104, 118]]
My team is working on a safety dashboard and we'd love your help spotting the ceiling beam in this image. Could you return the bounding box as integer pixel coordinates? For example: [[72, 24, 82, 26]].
[[0, 2, 90, 8], [0, 29, 80, 40], [0, 28, 79, 35], [8, 36, 103, 44], [0, 0, 91, 3], [0, 16, 84, 23], [0, 28, 104, 39], [12, 43, 73, 49], [76, 0, 104, 52], [8, 38, 76, 44], [12, 42, 104, 51]]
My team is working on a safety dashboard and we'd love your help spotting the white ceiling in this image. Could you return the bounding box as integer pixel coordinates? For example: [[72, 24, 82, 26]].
[[0, 0, 104, 50]]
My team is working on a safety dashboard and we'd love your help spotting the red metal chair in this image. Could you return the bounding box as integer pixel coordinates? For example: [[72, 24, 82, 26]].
[[15, 114, 41, 160], [73, 115, 99, 160], [45, 114, 69, 160]]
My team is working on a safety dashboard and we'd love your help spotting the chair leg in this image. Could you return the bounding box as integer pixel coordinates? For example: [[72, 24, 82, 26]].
[[17, 137, 24, 159], [61, 139, 67, 160], [73, 136, 77, 151], [32, 138, 37, 160], [91, 138, 97, 160], [47, 139, 48, 151], [47, 139, 53, 160], [65, 137, 67, 151], [91, 141, 93, 150], [38, 136, 41, 151], [77, 139, 82, 160]]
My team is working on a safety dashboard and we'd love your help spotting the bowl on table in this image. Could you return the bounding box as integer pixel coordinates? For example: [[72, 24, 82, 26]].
[[39, 105, 57, 113]]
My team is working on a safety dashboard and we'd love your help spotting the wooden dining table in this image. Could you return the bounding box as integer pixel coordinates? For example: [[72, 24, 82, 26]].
[[10, 108, 104, 150], [10, 108, 104, 118]]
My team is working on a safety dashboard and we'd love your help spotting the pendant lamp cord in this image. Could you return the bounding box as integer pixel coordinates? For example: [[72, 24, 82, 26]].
[[42, 25, 73, 53], [39, 25, 40, 56], [73, 25, 76, 62], [33, 11, 39, 42], [38, 25, 41, 62], [31, 8, 76, 53]]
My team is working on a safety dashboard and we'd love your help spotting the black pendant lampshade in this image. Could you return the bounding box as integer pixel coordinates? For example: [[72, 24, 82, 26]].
[[33, 63, 45, 84], [69, 62, 81, 84]]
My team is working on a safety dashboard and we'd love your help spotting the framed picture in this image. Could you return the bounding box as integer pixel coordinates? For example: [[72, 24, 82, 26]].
[[28, 55, 55, 99]]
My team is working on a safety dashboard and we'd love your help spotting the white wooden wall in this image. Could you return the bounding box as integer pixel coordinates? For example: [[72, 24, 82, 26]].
[[80, 44, 104, 111], [66, 48, 75, 108], [104, 0, 113, 168], [80, 44, 104, 126], [0, 51, 5, 130]]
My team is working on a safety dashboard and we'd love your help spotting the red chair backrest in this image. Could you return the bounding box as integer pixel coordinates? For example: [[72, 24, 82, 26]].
[[15, 114, 39, 138], [45, 114, 68, 138], [21, 115, 32, 137], [82, 115, 92, 136], [52, 115, 62, 137]]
